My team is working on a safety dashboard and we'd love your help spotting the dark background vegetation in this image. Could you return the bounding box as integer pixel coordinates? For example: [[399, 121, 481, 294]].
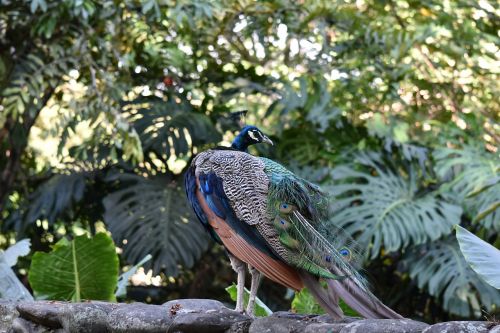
[[1, 0, 499, 323]]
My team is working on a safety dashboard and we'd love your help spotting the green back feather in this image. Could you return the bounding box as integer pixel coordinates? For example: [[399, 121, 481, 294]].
[[260, 157, 369, 290]]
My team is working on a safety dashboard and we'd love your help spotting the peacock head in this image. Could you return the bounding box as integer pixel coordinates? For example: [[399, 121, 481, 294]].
[[231, 125, 273, 152]]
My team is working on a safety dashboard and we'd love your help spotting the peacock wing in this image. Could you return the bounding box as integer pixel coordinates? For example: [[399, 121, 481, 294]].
[[193, 149, 269, 226], [190, 149, 304, 290]]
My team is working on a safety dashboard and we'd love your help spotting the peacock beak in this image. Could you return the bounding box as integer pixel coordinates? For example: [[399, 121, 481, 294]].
[[262, 135, 274, 146]]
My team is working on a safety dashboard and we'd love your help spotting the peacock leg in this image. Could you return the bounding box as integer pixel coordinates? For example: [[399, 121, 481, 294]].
[[246, 264, 262, 317], [228, 254, 246, 313]]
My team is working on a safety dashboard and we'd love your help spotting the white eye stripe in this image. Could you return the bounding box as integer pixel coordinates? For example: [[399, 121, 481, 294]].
[[248, 131, 258, 141]]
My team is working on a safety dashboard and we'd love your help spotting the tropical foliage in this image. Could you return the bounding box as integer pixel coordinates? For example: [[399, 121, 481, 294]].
[[456, 225, 500, 290], [29, 233, 119, 301], [1, 0, 498, 322], [225, 283, 273, 317]]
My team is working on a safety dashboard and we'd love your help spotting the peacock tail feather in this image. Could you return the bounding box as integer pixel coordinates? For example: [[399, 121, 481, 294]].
[[260, 157, 372, 293]]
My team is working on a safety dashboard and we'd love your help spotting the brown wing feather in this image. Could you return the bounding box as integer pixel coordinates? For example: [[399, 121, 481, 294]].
[[195, 178, 303, 291]]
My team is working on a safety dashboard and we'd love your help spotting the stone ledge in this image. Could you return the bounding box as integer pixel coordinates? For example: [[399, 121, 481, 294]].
[[1, 300, 498, 333]]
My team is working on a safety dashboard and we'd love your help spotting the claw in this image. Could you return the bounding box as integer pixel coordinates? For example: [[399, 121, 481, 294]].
[[242, 309, 257, 318]]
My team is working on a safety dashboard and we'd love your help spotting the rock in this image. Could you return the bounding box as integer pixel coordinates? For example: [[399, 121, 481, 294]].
[[270, 311, 317, 321], [169, 310, 250, 333], [0, 301, 19, 332], [489, 325, 500, 333], [422, 321, 496, 333], [227, 320, 252, 333], [302, 314, 360, 333], [340, 319, 429, 333], [59, 302, 121, 333], [4, 300, 498, 333], [304, 323, 347, 333], [16, 301, 66, 328], [249, 316, 310, 333], [10, 317, 61, 333], [163, 299, 228, 313], [164, 298, 251, 333], [106, 303, 171, 333], [312, 314, 360, 324]]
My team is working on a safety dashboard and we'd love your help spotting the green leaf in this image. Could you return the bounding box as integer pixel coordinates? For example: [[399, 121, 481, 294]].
[[225, 283, 273, 316], [0, 57, 6, 80], [29, 233, 119, 302], [366, 114, 390, 138], [434, 147, 500, 230], [30, 0, 48, 13], [103, 173, 209, 275], [291, 288, 325, 315], [141, 0, 157, 14], [456, 225, 500, 289], [466, 176, 500, 198], [474, 201, 500, 223], [5, 173, 89, 234], [43, 16, 58, 39], [405, 237, 500, 317], [330, 152, 461, 258], [393, 122, 409, 143], [125, 95, 221, 160], [291, 286, 359, 317]]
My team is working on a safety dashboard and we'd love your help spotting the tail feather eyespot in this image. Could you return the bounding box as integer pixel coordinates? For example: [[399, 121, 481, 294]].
[[278, 202, 294, 214], [339, 247, 352, 261], [273, 216, 291, 230]]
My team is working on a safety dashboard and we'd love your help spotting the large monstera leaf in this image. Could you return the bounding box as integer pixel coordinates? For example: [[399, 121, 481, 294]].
[[405, 237, 500, 317], [456, 225, 500, 290], [123, 94, 221, 162], [329, 152, 461, 259], [103, 173, 210, 275], [434, 147, 500, 230], [4, 172, 91, 234]]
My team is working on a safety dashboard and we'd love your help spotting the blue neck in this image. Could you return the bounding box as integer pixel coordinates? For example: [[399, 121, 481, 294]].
[[231, 133, 249, 152]]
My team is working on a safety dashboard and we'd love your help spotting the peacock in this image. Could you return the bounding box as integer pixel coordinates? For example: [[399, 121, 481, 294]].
[[185, 125, 402, 319]]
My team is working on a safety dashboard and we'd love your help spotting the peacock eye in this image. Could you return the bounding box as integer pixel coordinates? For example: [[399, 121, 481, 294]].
[[339, 247, 351, 260], [325, 255, 332, 263], [278, 202, 293, 214], [274, 216, 290, 230]]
